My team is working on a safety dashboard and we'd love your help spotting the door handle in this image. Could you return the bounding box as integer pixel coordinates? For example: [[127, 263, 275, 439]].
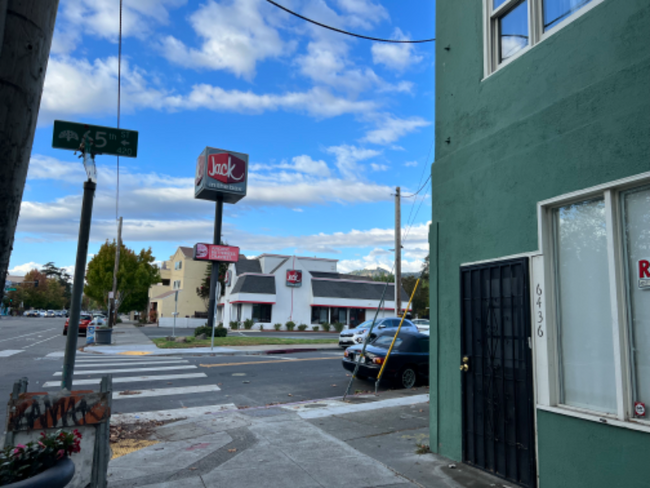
[[460, 356, 469, 372]]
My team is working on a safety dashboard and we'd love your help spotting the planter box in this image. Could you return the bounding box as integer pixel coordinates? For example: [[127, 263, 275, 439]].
[[5, 457, 75, 488], [94, 328, 112, 345]]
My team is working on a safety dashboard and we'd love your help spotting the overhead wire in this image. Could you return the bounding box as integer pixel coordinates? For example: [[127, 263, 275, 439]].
[[265, 0, 435, 44], [116, 0, 123, 221]]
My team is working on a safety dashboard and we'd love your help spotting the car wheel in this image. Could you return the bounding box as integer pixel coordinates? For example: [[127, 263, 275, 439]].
[[398, 366, 417, 389]]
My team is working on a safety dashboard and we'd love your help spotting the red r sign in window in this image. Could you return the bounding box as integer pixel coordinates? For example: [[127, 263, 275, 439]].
[[639, 259, 650, 278]]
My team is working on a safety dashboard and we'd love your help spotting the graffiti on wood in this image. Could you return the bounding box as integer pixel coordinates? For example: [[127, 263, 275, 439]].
[[6, 391, 110, 432]]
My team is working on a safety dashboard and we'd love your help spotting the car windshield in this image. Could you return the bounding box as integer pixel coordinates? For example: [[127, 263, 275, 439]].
[[81, 315, 92, 320], [372, 335, 403, 349]]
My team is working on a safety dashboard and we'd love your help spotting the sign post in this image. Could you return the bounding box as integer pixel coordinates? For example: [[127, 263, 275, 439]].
[[173, 290, 178, 338], [53, 122, 138, 391], [195, 147, 248, 332]]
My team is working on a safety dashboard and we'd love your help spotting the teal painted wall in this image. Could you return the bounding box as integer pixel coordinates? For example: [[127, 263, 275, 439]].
[[537, 411, 650, 488], [430, 0, 650, 474]]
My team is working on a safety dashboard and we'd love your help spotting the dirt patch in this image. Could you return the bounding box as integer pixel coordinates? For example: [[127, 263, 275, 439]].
[[110, 419, 173, 443]]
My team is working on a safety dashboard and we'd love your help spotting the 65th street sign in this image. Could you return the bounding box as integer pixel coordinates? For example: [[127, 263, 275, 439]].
[[52, 120, 138, 158]]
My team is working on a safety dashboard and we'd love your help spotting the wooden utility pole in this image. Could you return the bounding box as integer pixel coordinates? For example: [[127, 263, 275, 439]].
[[395, 187, 401, 316], [108, 217, 123, 328], [0, 1, 59, 306]]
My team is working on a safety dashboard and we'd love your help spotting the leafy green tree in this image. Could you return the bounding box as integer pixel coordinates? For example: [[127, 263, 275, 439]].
[[196, 262, 228, 311], [84, 241, 160, 314], [41, 262, 72, 308], [8, 269, 66, 310]]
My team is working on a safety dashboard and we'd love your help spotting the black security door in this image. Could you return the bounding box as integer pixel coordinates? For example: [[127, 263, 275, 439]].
[[460, 258, 536, 487]]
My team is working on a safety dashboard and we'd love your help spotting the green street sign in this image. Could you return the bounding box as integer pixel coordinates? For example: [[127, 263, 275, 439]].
[[6, 288, 16, 292], [52, 120, 138, 158]]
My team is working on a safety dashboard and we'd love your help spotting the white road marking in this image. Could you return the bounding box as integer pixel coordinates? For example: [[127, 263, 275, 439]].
[[46, 352, 65, 357], [291, 393, 430, 419], [75, 356, 184, 362], [111, 404, 237, 424], [24, 335, 61, 348], [114, 384, 221, 399], [0, 328, 57, 344], [43, 372, 207, 387], [53, 365, 196, 376], [75, 360, 188, 368], [0, 350, 24, 357]]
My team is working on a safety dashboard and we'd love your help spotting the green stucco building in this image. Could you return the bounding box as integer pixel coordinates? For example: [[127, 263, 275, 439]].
[[429, 1, 650, 486]]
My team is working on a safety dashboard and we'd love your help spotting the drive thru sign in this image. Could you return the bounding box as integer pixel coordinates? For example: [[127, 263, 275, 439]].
[[193, 244, 240, 263]]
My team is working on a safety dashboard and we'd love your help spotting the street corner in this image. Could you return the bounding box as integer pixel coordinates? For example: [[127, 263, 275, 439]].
[[118, 351, 153, 356]]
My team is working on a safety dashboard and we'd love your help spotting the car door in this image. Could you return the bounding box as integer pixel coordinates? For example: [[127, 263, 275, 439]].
[[416, 337, 430, 379]]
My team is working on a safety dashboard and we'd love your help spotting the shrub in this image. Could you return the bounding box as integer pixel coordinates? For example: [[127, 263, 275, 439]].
[[320, 322, 331, 332], [297, 324, 308, 331], [273, 323, 282, 331], [115, 317, 123, 324], [243, 318, 254, 330], [214, 326, 228, 338], [333, 322, 345, 333], [285, 321, 296, 331], [229, 321, 239, 330], [194, 325, 212, 337], [312, 325, 319, 332]]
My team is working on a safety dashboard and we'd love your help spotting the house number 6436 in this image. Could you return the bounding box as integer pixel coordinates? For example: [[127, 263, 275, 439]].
[[535, 284, 544, 337]]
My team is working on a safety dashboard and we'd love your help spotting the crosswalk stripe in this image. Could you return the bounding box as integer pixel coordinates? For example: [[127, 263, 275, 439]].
[[42, 372, 207, 387], [75, 356, 184, 362], [53, 365, 196, 376], [75, 360, 188, 368], [111, 404, 237, 424], [114, 384, 221, 399], [0, 350, 24, 357]]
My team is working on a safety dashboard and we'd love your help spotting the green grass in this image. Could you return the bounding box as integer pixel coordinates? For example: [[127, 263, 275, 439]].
[[152, 336, 338, 348]]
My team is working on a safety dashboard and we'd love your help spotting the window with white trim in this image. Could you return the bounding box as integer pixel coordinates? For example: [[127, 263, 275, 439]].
[[174, 261, 182, 270], [173, 280, 181, 290], [541, 176, 650, 423], [484, 0, 604, 75]]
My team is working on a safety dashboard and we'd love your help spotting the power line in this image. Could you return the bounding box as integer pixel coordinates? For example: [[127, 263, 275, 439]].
[[116, 0, 123, 221], [265, 0, 435, 44], [402, 174, 431, 199]]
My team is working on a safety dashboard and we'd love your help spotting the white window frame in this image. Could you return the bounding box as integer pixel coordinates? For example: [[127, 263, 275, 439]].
[[536, 171, 650, 433], [483, 0, 606, 78], [173, 280, 181, 290], [174, 261, 182, 270]]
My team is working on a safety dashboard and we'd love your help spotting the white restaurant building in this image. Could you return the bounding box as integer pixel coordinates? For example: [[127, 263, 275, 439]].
[[216, 254, 409, 329]]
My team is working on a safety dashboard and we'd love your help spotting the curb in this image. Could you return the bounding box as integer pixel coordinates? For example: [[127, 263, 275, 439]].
[[80, 345, 343, 357]]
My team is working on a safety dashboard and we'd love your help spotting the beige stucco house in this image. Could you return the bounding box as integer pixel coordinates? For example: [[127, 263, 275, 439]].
[[148, 247, 209, 323]]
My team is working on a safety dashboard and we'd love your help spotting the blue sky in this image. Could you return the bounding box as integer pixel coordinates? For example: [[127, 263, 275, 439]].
[[10, 0, 435, 277]]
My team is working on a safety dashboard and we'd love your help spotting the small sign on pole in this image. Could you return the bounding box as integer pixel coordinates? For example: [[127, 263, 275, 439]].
[[53, 120, 139, 158], [193, 243, 240, 262]]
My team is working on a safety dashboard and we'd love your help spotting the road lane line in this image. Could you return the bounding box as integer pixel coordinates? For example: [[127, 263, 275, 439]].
[[114, 384, 221, 399], [53, 365, 197, 376], [199, 357, 340, 368], [111, 404, 237, 424], [42, 372, 207, 387], [75, 360, 188, 368], [0, 328, 57, 344], [75, 356, 185, 362], [0, 350, 24, 357], [24, 335, 61, 348]]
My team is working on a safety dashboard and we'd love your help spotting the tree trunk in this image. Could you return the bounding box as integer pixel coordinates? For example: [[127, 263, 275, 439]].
[[0, 1, 59, 304]]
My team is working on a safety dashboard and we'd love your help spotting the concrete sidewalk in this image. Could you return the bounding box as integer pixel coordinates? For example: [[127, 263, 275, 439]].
[[84, 324, 341, 356], [108, 391, 508, 488]]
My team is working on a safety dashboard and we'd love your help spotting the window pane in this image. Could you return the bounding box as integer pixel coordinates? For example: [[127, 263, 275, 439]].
[[494, 0, 508, 8], [622, 187, 650, 410], [499, 1, 529, 63], [555, 199, 617, 414], [543, 0, 593, 31]]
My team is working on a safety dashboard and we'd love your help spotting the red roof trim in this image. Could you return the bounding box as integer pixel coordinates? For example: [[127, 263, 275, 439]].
[[229, 300, 276, 305]]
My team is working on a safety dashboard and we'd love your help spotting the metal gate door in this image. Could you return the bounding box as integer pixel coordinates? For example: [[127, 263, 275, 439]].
[[460, 258, 536, 487]]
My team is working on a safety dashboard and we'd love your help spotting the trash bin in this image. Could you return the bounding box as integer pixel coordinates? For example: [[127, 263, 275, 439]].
[[94, 327, 112, 345]]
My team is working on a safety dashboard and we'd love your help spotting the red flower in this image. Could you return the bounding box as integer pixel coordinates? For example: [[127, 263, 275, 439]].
[[56, 449, 65, 460]]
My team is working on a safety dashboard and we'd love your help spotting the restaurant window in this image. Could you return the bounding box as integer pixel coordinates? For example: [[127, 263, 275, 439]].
[[330, 307, 347, 325], [541, 175, 650, 425], [349, 309, 366, 329], [311, 307, 329, 324], [252, 303, 272, 323]]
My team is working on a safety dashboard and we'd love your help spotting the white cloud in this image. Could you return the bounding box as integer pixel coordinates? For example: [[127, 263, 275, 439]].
[[53, 0, 186, 54], [293, 208, 304, 212], [404, 161, 418, 167], [40, 56, 377, 123], [326, 144, 381, 179], [278, 155, 331, 176], [160, 0, 290, 80], [362, 114, 430, 145], [371, 28, 423, 71], [8, 262, 43, 276], [335, 0, 389, 29], [371, 163, 388, 171]]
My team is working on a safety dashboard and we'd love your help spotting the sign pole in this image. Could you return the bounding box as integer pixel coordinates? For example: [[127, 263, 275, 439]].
[[207, 198, 223, 331], [62, 178, 96, 391], [211, 283, 220, 351], [173, 290, 178, 338]]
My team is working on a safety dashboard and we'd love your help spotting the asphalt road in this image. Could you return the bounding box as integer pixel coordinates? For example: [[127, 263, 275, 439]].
[[141, 326, 339, 341], [0, 318, 395, 422]]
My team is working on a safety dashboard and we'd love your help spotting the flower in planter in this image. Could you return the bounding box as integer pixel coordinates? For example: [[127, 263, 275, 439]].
[[0, 429, 82, 485]]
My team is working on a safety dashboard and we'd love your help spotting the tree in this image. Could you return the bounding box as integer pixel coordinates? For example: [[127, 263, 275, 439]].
[[401, 256, 430, 319], [84, 241, 160, 314], [8, 269, 66, 310], [196, 262, 228, 311], [41, 262, 72, 308]]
